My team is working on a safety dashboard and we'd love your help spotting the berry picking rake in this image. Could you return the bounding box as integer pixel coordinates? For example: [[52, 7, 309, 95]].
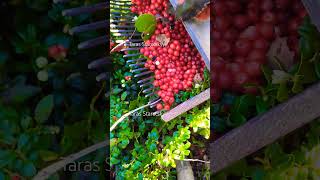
[[110, 0, 161, 109], [110, 0, 211, 122], [53, 0, 109, 82]]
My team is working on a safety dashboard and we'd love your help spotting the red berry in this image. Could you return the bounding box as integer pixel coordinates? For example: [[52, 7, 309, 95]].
[[156, 103, 163, 110]]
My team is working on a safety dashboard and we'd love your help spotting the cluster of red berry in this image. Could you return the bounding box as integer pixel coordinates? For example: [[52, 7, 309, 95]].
[[212, 0, 306, 102], [139, 20, 205, 110], [131, 0, 170, 17]]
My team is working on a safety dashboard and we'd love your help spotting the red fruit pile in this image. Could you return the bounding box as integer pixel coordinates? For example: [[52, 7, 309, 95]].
[[212, 0, 307, 102], [131, 0, 171, 18], [140, 20, 205, 111]]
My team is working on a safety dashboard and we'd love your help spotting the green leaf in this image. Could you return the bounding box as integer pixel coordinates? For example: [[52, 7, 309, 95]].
[[261, 65, 273, 84], [227, 112, 247, 127], [112, 87, 123, 95], [132, 161, 142, 171], [0, 134, 16, 145], [0, 150, 16, 168], [232, 95, 255, 115], [211, 116, 226, 132], [297, 60, 317, 84], [1, 82, 41, 104], [121, 91, 128, 101], [35, 94, 54, 124], [148, 143, 157, 152], [274, 154, 294, 171], [276, 82, 288, 102], [265, 143, 284, 162], [119, 138, 130, 149], [17, 133, 29, 150], [39, 150, 59, 162], [252, 168, 266, 180], [271, 70, 291, 85], [221, 93, 236, 105], [135, 14, 156, 34], [20, 161, 36, 177], [292, 74, 304, 94], [21, 115, 32, 130], [256, 97, 268, 115], [299, 17, 320, 60]]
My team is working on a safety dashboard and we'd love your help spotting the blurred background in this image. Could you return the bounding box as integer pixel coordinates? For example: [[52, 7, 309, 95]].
[[0, 0, 108, 179]]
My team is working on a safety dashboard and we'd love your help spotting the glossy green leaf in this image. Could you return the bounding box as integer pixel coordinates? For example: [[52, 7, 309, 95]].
[[256, 97, 268, 115], [132, 161, 142, 171], [135, 14, 156, 33], [121, 91, 128, 101], [35, 94, 54, 124]]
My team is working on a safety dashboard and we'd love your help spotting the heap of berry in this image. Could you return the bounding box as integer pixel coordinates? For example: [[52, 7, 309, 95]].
[[131, 0, 171, 18], [130, 1, 206, 111], [212, 0, 307, 102]]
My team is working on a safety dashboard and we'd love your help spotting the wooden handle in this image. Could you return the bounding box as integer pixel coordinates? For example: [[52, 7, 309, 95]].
[[162, 88, 210, 122]]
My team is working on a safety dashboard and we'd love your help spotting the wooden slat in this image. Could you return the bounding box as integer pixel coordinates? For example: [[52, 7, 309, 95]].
[[161, 88, 210, 122], [210, 82, 320, 173]]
